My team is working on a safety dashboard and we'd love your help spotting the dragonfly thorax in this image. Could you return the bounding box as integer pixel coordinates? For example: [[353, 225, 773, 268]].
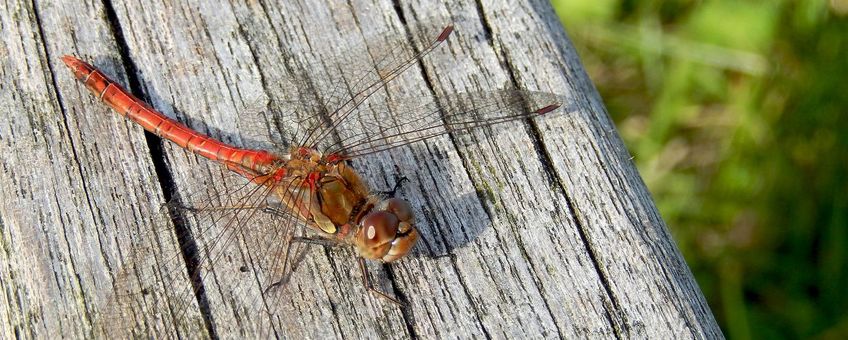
[[278, 147, 418, 262]]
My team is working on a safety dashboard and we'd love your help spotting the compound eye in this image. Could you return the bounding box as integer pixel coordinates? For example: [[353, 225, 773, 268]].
[[384, 198, 413, 222], [359, 211, 399, 248]]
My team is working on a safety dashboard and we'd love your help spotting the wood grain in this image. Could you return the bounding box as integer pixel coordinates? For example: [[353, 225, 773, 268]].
[[0, 0, 723, 338]]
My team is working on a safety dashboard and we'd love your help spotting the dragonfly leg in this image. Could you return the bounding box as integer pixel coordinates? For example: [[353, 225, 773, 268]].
[[265, 236, 336, 294], [380, 175, 409, 197], [358, 257, 403, 306]]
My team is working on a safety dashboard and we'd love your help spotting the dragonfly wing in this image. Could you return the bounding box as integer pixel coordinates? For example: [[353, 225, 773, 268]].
[[95, 169, 313, 338], [277, 22, 455, 151], [325, 89, 564, 159]]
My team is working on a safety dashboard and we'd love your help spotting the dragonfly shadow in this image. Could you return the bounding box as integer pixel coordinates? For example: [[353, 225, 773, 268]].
[[408, 187, 492, 260]]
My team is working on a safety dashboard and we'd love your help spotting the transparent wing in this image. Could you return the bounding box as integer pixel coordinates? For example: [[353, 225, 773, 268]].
[[94, 167, 313, 338], [272, 22, 455, 151], [325, 89, 563, 159]]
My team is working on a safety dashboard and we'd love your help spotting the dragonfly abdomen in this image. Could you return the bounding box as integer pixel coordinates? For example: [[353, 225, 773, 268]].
[[61, 55, 279, 178]]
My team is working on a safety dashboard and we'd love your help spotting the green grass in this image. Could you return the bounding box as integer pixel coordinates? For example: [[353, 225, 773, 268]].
[[551, 1, 848, 338]]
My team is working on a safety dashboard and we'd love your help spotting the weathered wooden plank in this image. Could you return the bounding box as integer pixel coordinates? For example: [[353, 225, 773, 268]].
[[0, 0, 723, 339]]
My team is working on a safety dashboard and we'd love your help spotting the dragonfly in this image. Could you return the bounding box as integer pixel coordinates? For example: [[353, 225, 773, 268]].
[[62, 23, 561, 336]]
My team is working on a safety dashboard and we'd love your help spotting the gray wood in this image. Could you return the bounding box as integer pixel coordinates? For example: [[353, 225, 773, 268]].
[[0, 0, 723, 339]]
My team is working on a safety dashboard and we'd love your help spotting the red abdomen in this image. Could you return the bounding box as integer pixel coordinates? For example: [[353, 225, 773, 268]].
[[61, 55, 278, 178]]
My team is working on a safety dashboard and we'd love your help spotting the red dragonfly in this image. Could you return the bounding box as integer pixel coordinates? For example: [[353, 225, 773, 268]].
[[63, 24, 560, 335]]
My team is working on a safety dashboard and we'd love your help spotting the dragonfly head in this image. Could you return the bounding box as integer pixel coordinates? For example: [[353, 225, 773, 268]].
[[355, 198, 418, 262]]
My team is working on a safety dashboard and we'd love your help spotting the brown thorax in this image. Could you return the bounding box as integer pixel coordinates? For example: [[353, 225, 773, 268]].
[[276, 147, 419, 262]]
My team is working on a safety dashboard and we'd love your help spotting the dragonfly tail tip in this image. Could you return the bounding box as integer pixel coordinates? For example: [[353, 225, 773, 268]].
[[438, 25, 454, 42], [60, 55, 78, 67], [534, 103, 561, 115]]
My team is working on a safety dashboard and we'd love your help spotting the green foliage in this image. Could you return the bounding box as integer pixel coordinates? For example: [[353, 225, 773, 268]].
[[551, 0, 848, 338]]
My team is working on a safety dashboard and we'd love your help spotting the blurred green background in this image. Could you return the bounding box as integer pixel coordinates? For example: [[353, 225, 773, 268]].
[[550, 0, 848, 338]]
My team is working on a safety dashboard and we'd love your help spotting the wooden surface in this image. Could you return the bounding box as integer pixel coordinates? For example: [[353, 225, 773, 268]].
[[0, 0, 723, 339]]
